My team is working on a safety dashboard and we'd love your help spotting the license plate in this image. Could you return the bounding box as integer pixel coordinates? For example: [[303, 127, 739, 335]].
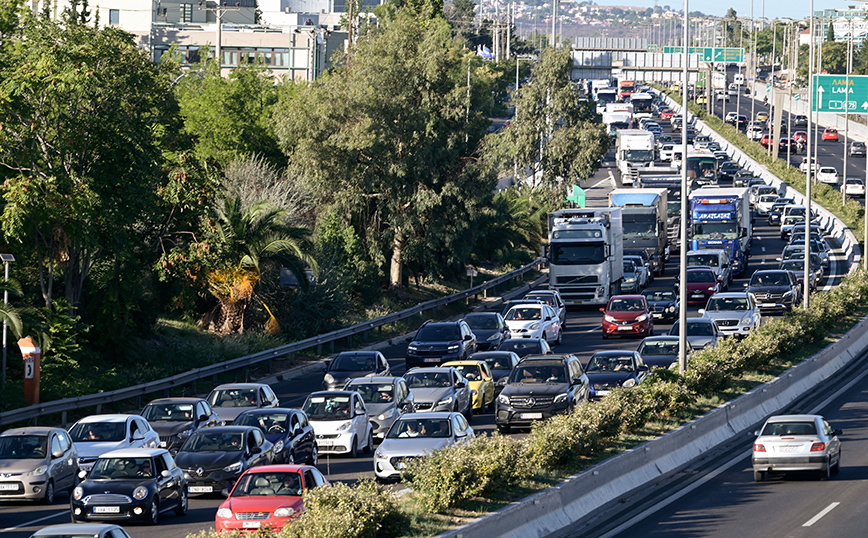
[[159, 441, 167, 447], [93, 506, 120, 514], [423, 358, 440, 363], [188, 486, 213, 493], [596, 390, 610, 396], [242, 522, 261, 528], [520, 413, 543, 419], [317, 439, 334, 446], [0, 484, 18, 491], [691, 294, 705, 299], [397, 462, 407, 469], [761, 303, 776, 308], [652, 313, 662, 318], [776, 445, 801, 452], [617, 326, 632, 331]]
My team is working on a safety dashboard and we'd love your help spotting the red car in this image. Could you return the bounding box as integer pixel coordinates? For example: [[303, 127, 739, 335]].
[[600, 295, 653, 339], [215, 464, 329, 532], [759, 134, 773, 148], [792, 131, 807, 144], [822, 128, 839, 141], [681, 267, 720, 305], [660, 109, 674, 120]]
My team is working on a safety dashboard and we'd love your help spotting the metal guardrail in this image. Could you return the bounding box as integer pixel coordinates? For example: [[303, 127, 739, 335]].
[[0, 258, 544, 427]]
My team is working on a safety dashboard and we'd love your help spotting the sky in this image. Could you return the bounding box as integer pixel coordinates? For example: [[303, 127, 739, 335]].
[[586, 0, 815, 20]]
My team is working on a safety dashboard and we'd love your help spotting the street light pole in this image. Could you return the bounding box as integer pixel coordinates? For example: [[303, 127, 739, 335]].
[[806, 0, 814, 308], [198, 1, 241, 73], [1, 253, 14, 393], [842, 16, 853, 207], [679, 0, 689, 375]]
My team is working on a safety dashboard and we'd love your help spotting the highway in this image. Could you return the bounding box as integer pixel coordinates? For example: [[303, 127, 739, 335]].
[[0, 114, 852, 538]]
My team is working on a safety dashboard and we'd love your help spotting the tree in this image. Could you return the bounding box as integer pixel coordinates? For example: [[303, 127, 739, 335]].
[[444, 0, 476, 42], [827, 22, 835, 43]]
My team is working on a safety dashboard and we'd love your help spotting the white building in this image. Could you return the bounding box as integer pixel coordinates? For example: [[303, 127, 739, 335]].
[[816, 5, 868, 44]]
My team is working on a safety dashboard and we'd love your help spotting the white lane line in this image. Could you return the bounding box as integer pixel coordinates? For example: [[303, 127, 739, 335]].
[[761, 247, 766, 252], [585, 325, 603, 333], [803, 502, 840, 527], [589, 174, 614, 190], [0, 510, 67, 533]]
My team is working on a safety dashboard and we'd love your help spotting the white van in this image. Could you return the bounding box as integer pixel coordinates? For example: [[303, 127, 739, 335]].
[[734, 73, 745, 86]]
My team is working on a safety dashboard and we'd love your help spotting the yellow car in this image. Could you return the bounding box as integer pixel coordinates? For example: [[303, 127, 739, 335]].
[[695, 94, 707, 105], [442, 360, 495, 412], [756, 112, 769, 122]]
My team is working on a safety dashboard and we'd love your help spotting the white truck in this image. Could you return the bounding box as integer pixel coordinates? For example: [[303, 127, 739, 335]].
[[616, 129, 656, 185], [608, 188, 669, 275], [545, 208, 624, 306], [602, 102, 634, 133]]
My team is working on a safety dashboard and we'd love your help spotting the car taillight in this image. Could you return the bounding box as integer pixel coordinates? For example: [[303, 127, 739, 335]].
[[754, 443, 766, 452], [810, 442, 826, 452]]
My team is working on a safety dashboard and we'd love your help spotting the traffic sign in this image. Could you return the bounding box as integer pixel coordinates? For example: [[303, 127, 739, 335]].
[[812, 74, 868, 113], [661, 47, 743, 62], [647, 44, 658, 51]]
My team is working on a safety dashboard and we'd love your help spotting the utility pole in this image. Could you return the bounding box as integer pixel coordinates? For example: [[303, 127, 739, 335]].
[[806, 0, 814, 307], [198, 1, 241, 73], [679, 1, 689, 375]]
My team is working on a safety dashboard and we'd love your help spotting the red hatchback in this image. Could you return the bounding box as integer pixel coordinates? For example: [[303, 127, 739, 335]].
[[215, 464, 329, 532], [600, 295, 653, 339], [822, 128, 839, 141], [660, 109, 674, 120], [760, 134, 773, 148], [792, 131, 807, 144], [681, 267, 720, 305]]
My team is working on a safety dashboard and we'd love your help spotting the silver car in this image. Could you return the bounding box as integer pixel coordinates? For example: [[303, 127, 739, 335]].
[[699, 292, 761, 338], [0, 427, 79, 503], [752, 414, 841, 481], [67, 415, 160, 472], [403, 367, 473, 417], [206, 383, 280, 425], [31, 524, 132, 538], [344, 376, 416, 440], [668, 318, 721, 349], [373, 412, 474, 480]]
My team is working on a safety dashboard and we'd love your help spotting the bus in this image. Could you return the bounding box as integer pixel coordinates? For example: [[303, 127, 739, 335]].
[[630, 93, 654, 120], [686, 151, 718, 187]]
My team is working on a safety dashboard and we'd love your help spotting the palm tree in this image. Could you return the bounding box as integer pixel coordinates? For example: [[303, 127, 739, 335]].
[[205, 196, 316, 335]]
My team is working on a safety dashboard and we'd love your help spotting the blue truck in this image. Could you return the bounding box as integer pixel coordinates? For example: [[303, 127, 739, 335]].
[[688, 187, 752, 276]]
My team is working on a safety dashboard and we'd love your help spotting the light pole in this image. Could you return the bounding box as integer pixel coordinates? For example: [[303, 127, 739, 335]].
[[1, 253, 14, 392], [806, 0, 814, 308], [842, 14, 854, 207], [679, 0, 689, 375], [198, 1, 241, 73]]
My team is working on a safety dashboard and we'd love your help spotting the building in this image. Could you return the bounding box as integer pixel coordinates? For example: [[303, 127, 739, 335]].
[[816, 5, 868, 44]]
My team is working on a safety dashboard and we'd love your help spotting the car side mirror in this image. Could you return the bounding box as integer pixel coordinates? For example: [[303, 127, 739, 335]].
[[293, 428, 304, 437], [835, 429, 843, 436], [639, 365, 649, 372], [131, 432, 144, 441], [456, 431, 468, 439], [697, 309, 705, 315], [405, 336, 413, 342], [456, 381, 466, 389], [743, 283, 749, 288], [775, 257, 781, 261], [161, 470, 172, 478], [405, 393, 415, 403], [199, 414, 210, 423], [599, 308, 605, 313], [356, 410, 367, 417], [545, 316, 552, 321], [79, 470, 88, 479], [249, 446, 262, 454], [463, 334, 472, 341], [52, 450, 65, 459]]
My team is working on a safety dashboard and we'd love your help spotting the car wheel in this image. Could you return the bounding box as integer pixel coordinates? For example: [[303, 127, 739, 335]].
[[497, 424, 511, 435], [287, 451, 295, 465], [308, 444, 318, 466], [464, 400, 474, 422], [832, 451, 841, 474], [42, 480, 55, 505], [602, 332, 609, 340], [175, 488, 188, 517], [146, 499, 159, 525], [556, 328, 563, 346], [753, 470, 765, 482], [348, 435, 358, 458], [364, 429, 374, 454]]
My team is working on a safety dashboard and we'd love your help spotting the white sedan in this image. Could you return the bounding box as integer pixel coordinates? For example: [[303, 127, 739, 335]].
[[755, 194, 778, 216], [844, 177, 865, 197], [504, 304, 562, 345], [752, 414, 841, 481], [816, 166, 839, 185]]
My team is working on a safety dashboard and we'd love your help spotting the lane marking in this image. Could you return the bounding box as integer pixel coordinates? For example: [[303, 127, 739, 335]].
[[0, 510, 66, 533], [803, 502, 840, 527], [585, 325, 603, 333], [589, 174, 614, 190]]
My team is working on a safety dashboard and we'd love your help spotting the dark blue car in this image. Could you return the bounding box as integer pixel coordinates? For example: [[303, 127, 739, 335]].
[[234, 408, 317, 466]]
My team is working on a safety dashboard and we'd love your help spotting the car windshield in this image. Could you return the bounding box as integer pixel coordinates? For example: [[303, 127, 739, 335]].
[[464, 314, 499, 330], [232, 471, 303, 497], [508, 364, 567, 384], [781, 261, 805, 272], [692, 222, 737, 240], [208, 389, 259, 409], [760, 421, 817, 436], [687, 254, 719, 267], [330, 353, 376, 372], [505, 307, 542, 321], [586, 355, 635, 372], [0, 435, 47, 459], [607, 298, 645, 312], [686, 271, 715, 283], [90, 457, 154, 479], [644, 291, 675, 302], [344, 383, 395, 405], [479, 354, 513, 371], [526, 294, 556, 308], [449, 364, 483, 381], [415, 325, 460, 341], [751, 273, 789, 286], [142, 403, 195, 422], [638, 341, 678, 356], [182, 431, 244, 452], [234, 412, 290, 434], [677, 322, 715, 336], [498, 340, 542, 356], [404, 372, 452, 389], [69, 421, 126, 442], [623, 261, 637, 273], [705, 297, 748, 311], [386, 418, 452, 439], [302, 395, 355, 420]]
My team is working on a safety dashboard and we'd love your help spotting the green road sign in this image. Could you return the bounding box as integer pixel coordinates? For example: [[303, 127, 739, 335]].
[[812, 74, 868, 113], [663, 46, 683, 53], [647, 44, 658, 51], [661, 47, 743, 63]]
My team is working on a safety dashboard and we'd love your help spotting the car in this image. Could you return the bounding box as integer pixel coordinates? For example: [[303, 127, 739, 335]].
[[699, 292, 761, 338], [724, 112, 739, 124], [497, 337, 552, 358], [715, 90, 729, 102], [822, 127, 839, 141], [584, 350, 649, 399], [685, 249, 732, 291], [500, 298, 546, 317], [768, 198, 795, 226], [752, 414, 841, 481], [753, 185, 778, 207], [403, 367, 473, 418], [678, 267, 720, 305], [799, 156, 817, 173], [140, 398, 221, 455], [525, 289, 567, 324], [462, 312, 510, 351], [495, 354, 589, 433], [718, 161, 741, 181], [695, 94, 707, 105], [214, 464, 328, 531], [746, 126, 764, 141], [71, 448, 187, 525], [816, 166, 839, 185], [636, 335, 681, 369], [600, 295, 653, 339], [659, 144, 676, 161], [660, 109, 674, 120], [206, 383, 280, 425], [844, 177, 865, 197], [68, 415, 160, 473], [374, 412, 474, 480], [793, 115, 808, 127], [624, 255, 650, 289], [783, 240, 829, 270], [780, 205, 809, 240], [755, 193, 779, 216], [234, 408, 317, 465], [641, 289, 679, 322], [404, 320, 477, 369], [792, 130, 807, 145], [759, 134, 774, 148], [320, 351, 390, 391], [779, 259, 819, 292], [624, 248, 658, 279], [755, 112, 769, 122], [31, 525, 132, 538], [668, 318, 722, 349], [343, 376, 415, 440], [442, 360, 496, 412], [174, 426, 273, 496], [733, 169, 758, 187], [712, 151, 728, 163], [849, 140, 866, 157], [621, 259, 643, 293], [745, 270, 799, 313], [733, 114, 748, 130], [301, 391, 374, 457], [0, 426, 78, 503], [503, 302, 562, 345], [778, 137, 796, 152], [469, 350, 521, 397]]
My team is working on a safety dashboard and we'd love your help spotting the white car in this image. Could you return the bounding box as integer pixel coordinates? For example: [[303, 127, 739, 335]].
[[747, 127, 764, 141], [715, 91, 730, 102], [756, 193, 778, 216], [503, 303, 562, 345], [816, 166, 839, 185], [373, 412, 474, 480], [660, 144, 676, 161], [302, 390, 374, 457], [844, 177, 865, 197], [624, 255, 650, 289], [752, 414, 841, 481], [699, 292, 761, 338], [67, 414, 160, 472], [799, 157, 818, 173]]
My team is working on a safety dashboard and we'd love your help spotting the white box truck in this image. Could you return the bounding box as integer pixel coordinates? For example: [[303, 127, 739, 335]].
[[616, 130, 656, 185]]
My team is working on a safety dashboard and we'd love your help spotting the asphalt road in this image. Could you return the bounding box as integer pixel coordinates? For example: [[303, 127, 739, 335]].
[[0, 109, 850, 538]]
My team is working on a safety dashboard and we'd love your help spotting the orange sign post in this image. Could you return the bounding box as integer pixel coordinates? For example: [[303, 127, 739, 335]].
[[19, 337, 40, 405]]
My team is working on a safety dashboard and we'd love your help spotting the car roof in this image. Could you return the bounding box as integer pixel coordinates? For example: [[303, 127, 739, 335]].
[[344, 376, 401, 385], [235, 407, 302, 415], [240, 464, 315, 474], [1, 426, 62, 436], [610, 294, 645, 300], [686, 266, 715, 272], [766, 414, 821, 423], [98, 447, 169, 459], [404, 367, 456, 374], [75, 414, 134, 423], [640, 335, 680, 342], [308, 390, 359, 397], [145, 397, 204, 405], [212, 383, 271, 390], [394, 412, 458, 420], [32, 525, 126, 536], [709, 292, 751, 299], [334, 351, 380, 357], [590, 350, 637, 357]]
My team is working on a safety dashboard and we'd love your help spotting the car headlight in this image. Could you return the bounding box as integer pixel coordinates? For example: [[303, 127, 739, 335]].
[[375, 449, 387, 460], [378, 409, 395, 421], [666, 305, 676, 313], [740, 316, 752, 325], [622, 379, 637, 388], [407, 344, 418, 352], [274, 507, 297, 517], [216, 508, 233, 519], [636, 314, 648, 322], [529, 322, 540, 330], [27, 465, 48, 477], [73, 486, 83, 500], [625, 277, 635, 283], [604, 315, 617, 323], [498, 394, 509, 405], [487, 333, 501, 342], [783, 291, 794, 298], [438, 396, 453, 406], [177, 428, 193, 440], [133, 486, 148, 500], [447, 343, 460, 352], [223, 461, 244, 474], [274, 440, 284, 453], [336, 421, 353, 432], [324, 373, 335, 384], [553, 393, 569, 404]]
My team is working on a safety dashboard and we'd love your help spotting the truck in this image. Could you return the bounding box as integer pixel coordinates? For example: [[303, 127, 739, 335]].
[[545, 208, 624, 306], [630, 93, 654, 120], [602, 103, 634, 134], [608, 188, 668, 275], [688, 187, 752, 276], [595, 88, 619, 114], [618, 80, 636, 102], [616, 129, 656, 185], [634, 168, 684, 254], [685, 150, 718, 187]]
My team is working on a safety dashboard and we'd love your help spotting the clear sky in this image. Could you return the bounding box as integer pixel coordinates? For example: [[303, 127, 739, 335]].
[[587, 0, 812, 20]]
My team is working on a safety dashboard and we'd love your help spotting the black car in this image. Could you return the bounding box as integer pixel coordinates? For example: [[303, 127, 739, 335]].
[[140, 398, 221, 455], [637, 336, 681, 369], [463, 312, 510, 351], [234, 408, 317, 465], [405, 320, 477, 368], [793, 114, 808, 127], [585, 350, 650, 400], [469, 350, 521, 397], [768, 198, 795, 226], [745, 270, 798, 314], [733, 170, 757, 187], [497, 338, 552, 358], [71, 448, 187, 525], [321, 351, 390, 390], [174, 426, 273, 496], [495, 354, 589, 433], [718, 161, 741, 181], [641, 289, 679, 321], [849, 141, 866, 157]]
